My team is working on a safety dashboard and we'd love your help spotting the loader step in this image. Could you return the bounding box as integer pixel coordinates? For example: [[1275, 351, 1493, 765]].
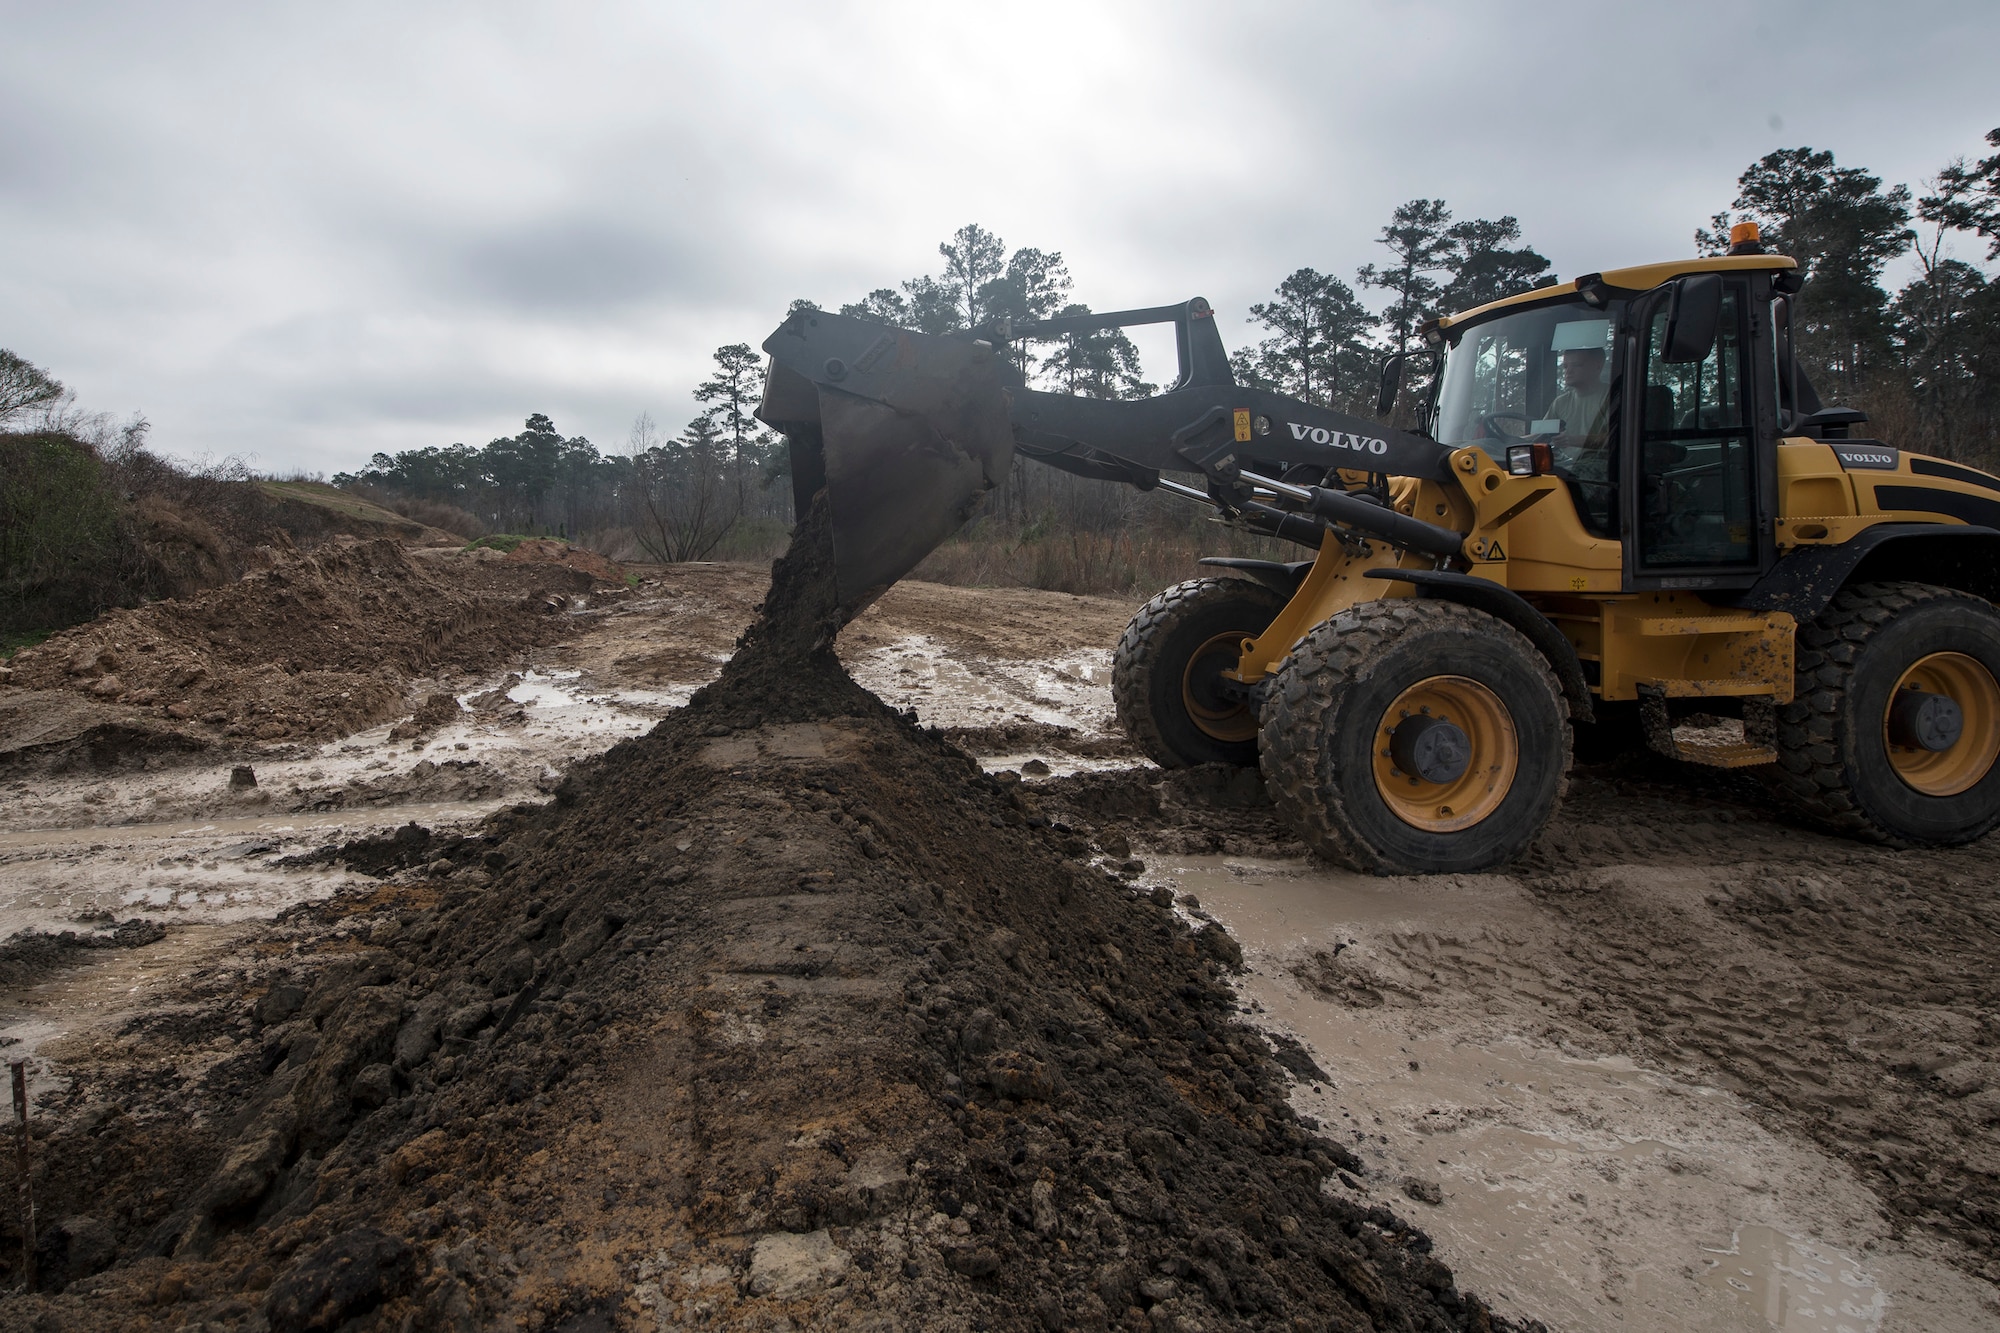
[[1636, 685, 1778, 769], [1666, 738, 1780, 768]]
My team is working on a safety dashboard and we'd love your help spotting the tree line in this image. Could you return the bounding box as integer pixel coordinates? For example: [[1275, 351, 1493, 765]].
[[343, 125, 2000, 557], [1699, 137, 2000, 465], [332, 339, 787, 561]]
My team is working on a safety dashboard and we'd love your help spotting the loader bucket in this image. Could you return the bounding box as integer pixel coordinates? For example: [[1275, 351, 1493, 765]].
[[758, 310, 1014, 619]]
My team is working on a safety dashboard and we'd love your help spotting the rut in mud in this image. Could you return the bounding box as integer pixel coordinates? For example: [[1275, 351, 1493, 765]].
[[2, 504, 1521, 1331]]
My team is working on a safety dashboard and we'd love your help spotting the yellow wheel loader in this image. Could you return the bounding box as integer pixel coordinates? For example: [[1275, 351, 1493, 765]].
[[757, 227, 2000, 873]]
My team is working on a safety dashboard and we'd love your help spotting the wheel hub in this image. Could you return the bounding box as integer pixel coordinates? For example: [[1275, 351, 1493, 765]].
[[1389, 715, 1473, 784], [1883, 651, 2000, 798], [1181, 631, 1258, 743], [1371, 675, 1518, 833], [1888, 689, 1963, 753]]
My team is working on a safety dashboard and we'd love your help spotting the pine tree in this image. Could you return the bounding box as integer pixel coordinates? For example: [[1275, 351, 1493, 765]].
[[1356, 200, 1457, 353], [839, 289, 911, 323], [1234, 268, 1377, 410], [1440, 217, 1553, 312], [693, 343, 775, 513], [1698, 148, 1913, 392], [1922, 128, 2000, 261], [937, 223, 1008, 328], [1042, 304, 1152, 400]]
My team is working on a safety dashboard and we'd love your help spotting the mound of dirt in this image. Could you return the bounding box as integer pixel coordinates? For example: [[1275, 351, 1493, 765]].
[[0, 539, 588, 762], [500, 538, 629, 587], [256, 479, 468, 547], [2, 504, 1520, 1331]]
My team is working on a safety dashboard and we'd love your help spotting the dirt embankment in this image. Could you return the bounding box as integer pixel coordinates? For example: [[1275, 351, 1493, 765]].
[[0, 512, 1518, 1331], [0, 540, 624, 771]]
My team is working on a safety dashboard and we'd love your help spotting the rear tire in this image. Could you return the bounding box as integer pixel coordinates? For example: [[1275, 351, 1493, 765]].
[[1113, 577, 1288, 768], [1772, 581, 2000, 845], [1258, 599, 1571, 874]]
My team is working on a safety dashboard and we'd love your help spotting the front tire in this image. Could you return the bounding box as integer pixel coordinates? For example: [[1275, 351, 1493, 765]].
[[1258, 599, 1571, 874], [1773, 582, 2000, 844], [1113, 577, 1288, 768]]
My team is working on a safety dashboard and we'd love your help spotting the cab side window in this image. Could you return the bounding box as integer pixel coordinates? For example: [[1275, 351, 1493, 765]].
[[1637, 283, 1757, 569]]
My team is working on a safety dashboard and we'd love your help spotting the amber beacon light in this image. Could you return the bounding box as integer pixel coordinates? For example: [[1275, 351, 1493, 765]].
[[1727, 220, 1765, 254]]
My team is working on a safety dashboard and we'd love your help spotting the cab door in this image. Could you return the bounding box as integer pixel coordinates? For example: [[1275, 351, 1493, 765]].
[[1621, 277, 1776, 590]]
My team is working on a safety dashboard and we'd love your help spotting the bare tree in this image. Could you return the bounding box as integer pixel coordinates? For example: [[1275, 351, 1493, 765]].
[[0, 350, 66, 425], [626, 411, 742, 563]]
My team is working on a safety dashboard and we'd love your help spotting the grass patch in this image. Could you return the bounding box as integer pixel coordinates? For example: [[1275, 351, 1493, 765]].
[[463, 534, 546, 554], [2, 628, 54, 660], [257, 480, 417, 528]]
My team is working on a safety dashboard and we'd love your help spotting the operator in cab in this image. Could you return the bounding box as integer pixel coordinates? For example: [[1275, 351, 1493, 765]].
[[1542, 320, 1615, 528], [1546, 322, 1612, 446]]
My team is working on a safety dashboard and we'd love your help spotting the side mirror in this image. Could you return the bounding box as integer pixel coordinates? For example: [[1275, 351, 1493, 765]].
[[1376, 356, 1404, 417], [1661, 272, 1722, 364]]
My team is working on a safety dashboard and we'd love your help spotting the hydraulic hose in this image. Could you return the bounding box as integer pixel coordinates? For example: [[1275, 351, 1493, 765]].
[[1156, 474, 1332, 549]]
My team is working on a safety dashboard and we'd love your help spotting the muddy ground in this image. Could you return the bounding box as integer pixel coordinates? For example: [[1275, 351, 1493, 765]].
[[0, 539, 1996, 1331]]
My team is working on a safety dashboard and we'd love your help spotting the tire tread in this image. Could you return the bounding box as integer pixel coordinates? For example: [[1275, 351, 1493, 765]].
[[1771, 580, 1998, 843], [1257, 598, 1570, 873], [1112, 577, 1284, 769]]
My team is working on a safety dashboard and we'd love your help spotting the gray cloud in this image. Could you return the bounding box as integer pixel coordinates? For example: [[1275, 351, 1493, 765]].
[[1, 0, 1993, 474]]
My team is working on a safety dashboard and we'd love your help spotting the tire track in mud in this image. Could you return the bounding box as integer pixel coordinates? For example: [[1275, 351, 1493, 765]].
[[1249, 763, 2000, 1288]]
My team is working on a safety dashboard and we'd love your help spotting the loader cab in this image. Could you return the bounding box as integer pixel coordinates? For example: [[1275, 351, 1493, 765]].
[[1429, 257, 1796, 592]]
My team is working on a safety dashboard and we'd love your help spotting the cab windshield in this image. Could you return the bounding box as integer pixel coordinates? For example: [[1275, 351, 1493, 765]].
[[1431, 296, 1628, 534], [1431, 297, 1627, 451]]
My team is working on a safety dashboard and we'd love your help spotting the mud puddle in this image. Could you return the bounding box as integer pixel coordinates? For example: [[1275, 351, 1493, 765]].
[[1162, 852, 1998, 1331], [847, 633, 1116, 735], [0, 922, 246, 1065], [0, 804, 491, 942], [978, 751, 1140, 779]]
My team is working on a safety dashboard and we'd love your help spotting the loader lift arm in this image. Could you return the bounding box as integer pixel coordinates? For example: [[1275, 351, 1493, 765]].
[[757, 300, 1464, 617]]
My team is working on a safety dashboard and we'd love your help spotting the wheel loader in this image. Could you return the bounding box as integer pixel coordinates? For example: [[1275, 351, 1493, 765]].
[[756, 224, 2000, 873]]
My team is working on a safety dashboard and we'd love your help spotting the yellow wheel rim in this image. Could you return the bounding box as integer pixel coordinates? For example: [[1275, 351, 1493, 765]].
[[1884, 652, 2000, 797], [1372, 675, 1518, 833], [1182, 631, 1258, 743]]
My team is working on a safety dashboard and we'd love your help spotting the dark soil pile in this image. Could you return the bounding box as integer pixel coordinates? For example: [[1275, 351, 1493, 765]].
[[2, 539, 593, 753], [2, 505, 1520, 1331]]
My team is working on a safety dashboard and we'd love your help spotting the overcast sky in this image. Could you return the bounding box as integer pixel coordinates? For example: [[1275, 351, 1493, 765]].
[[3, 1, 1994, 474]]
